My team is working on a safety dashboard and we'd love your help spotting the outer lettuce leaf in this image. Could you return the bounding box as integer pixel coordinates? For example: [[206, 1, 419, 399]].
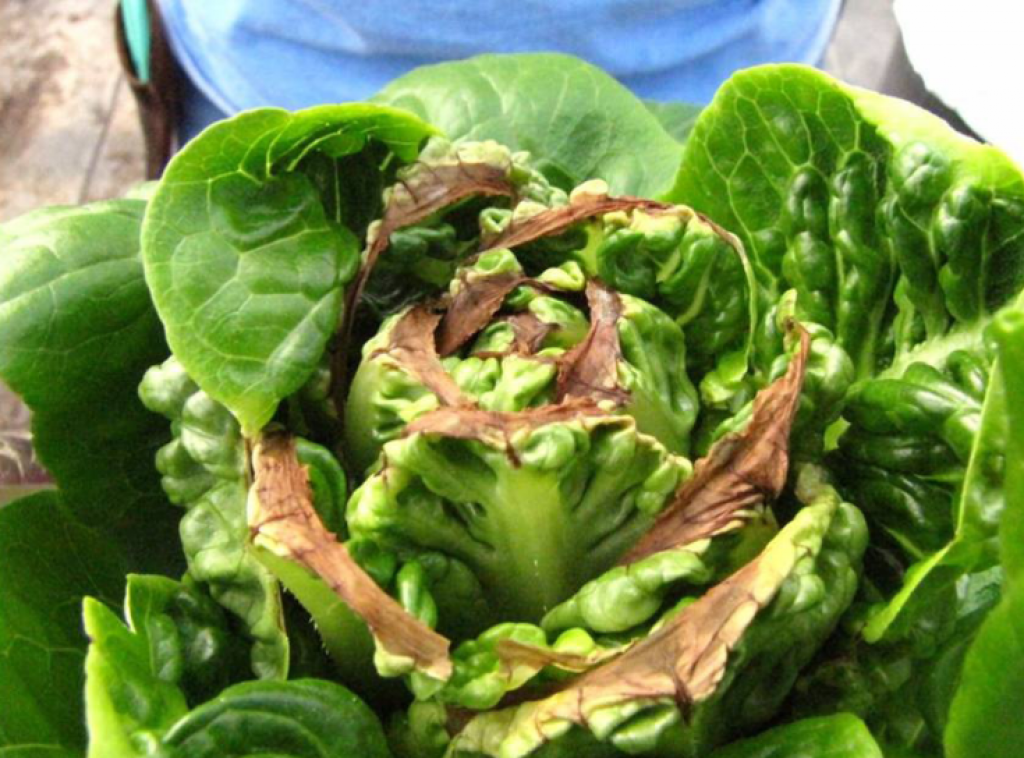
[[642, 100, 703, 145], [83, 573, 382, 758], [944, 588, 1024, 757], [375, 53, 684, 197], [789, 566, 1001, 755], [0, 492, 126, 756], [84, 583, 387, 758], [142, 105, 436, 435], [159, 679, 391, 758], [0, 201, 180, 574], [858, 356, 1005, 644], [668, 64, 1024, 382], [944, 306, 1024, 757], [833, 346, 993, 561], [708, 714, 882, 758], [82, 596, 189, 758], [668, 67, 1024, 725], [993, 309, 1024, 586]]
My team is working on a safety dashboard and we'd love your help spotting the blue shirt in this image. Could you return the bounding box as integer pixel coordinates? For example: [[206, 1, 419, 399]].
[[159, 0, 840, 137]]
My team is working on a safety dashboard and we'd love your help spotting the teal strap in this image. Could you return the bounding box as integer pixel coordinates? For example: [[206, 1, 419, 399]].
[[120, 0, 151, 83]]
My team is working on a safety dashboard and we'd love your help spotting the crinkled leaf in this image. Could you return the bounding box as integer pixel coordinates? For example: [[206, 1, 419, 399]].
[[540, 337, 814, 636], [541, 513, 775, 637], [861, 356, 1006, 644], [449, 469, 865, 757], [669, 64, 1024, 381], [348, 411, 688, 628], [139, 357, 288, 679], [622, 327, 808, 563], [478, 188, 759, 421], [375, 53, 684, 197], [346, 246, 700, 471], [439, 623, 623, 711]]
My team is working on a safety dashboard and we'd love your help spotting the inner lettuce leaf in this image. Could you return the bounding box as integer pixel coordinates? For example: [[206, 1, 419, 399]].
[[665, 64, 1024, 751], [142, 105, 437, 435], [391, 333, 809, 715], [444, 467, 866, 758]]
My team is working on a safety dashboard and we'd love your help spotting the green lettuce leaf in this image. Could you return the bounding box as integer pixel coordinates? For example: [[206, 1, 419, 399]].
[[944, 305, 1024, 757], [0, 200, 180, 574], [642, 100, 703, 145], [857, 354, 1005, 645], [708, 714, 882, 758], [142, 105, 436, 435], [160, 679, 391, 758], [444, 470, 865, 758], [82, 576, 389, 758], [375, 53, 684, 197], [82, 594, 190, 758], [138, 357, 288, 679], [0, 492, 126, 756], [668, 64, 1024, 383]]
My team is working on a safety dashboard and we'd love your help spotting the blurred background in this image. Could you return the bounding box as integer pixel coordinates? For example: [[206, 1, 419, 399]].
[[0, 0, 1013, 498], [0, 0, 986, 224]]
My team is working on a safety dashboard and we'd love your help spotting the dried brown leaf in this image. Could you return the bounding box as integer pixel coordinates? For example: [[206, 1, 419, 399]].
[[495, 639, 623, 674], [481, 194, 674, 253], [436, 270, 526, 356], [334, 161, 517, 409], [377, 305, 469, 407], [503, 312, 554, 355], [360, 162, 516, 305], [620, 326, 810, 563], [555, 280, 629, 406], [249, 431, 452, 680]]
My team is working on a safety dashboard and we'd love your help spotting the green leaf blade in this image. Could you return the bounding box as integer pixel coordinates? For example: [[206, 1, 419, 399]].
[[375, 52, 683, 197], [709, 713, 883, 758], [0, 492, 126, 754], [160, 679, 391, 758], [142, 106, 435, 435], [945, 303, 1024, 758], [0, 201, 180, 574]]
